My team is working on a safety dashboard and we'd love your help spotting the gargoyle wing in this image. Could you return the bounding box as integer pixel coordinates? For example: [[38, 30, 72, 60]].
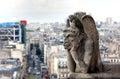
[[81, 15, 99, 41], [81, 15, 103, 72]]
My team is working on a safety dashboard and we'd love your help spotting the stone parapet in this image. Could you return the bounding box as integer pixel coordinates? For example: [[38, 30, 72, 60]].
[[69, 73, 120, 79]]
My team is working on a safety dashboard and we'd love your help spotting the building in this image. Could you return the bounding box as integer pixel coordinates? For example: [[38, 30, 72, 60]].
[[49, 54, 69, 79], [55, 56, 69, 79], [0, 22, 22, 42], [101, 53, 120, 63], [0, 41, 26, 67], [0, 21, 27, 46], [0, 58, 21, 79], [106, 17, 112, 26]]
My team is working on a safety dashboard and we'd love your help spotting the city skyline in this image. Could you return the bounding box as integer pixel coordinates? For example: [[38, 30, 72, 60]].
[[0, 0, 120, 23]]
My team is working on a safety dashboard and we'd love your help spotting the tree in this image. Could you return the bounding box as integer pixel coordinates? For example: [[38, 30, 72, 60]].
[[27, 76, 35, 79]]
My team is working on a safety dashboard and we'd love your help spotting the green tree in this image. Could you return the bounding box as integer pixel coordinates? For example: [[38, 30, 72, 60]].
[[27, 76, 35, 79]]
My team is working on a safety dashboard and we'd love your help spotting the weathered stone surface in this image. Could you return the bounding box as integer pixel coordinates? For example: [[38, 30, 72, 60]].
[[63, 12, 120, 79], [103, 63, 120, 73], [63, 12, 103, 73], [69, 73, 120, 79], [81, 15, 103, 72]]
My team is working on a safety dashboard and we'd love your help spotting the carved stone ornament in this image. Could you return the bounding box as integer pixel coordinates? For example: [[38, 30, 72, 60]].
[[63, 12, 104, 73]]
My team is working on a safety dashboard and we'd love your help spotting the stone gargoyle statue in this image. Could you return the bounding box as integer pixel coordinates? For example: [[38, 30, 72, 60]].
[[63, 12, 104, 73]]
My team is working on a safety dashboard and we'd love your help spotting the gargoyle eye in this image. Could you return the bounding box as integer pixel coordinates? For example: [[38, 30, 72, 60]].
[[73, 31, 75, 33]]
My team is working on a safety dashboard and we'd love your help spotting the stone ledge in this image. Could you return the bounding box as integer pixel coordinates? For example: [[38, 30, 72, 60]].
[[69, 73, 120, 79]]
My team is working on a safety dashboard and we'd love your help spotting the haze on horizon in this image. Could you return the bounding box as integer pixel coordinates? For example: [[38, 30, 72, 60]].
[[0, 0, 120, 23]]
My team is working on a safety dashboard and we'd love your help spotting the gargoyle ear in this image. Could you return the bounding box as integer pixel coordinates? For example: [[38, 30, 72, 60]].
[[66, 19, 70, 27], [69, 15, 75, 22], [74, 12, 86, 19]]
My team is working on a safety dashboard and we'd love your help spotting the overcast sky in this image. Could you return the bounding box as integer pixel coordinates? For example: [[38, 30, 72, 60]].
[[0, 0, 120, 23]]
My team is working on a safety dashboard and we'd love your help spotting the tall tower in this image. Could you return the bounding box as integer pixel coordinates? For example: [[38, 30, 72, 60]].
[[20, 20, 27, 46], [106, 17, 112, 25]]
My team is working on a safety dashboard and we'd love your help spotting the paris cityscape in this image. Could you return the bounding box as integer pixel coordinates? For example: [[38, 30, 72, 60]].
[[0, 17, 120, 79], [0, 0, 120, 79]]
